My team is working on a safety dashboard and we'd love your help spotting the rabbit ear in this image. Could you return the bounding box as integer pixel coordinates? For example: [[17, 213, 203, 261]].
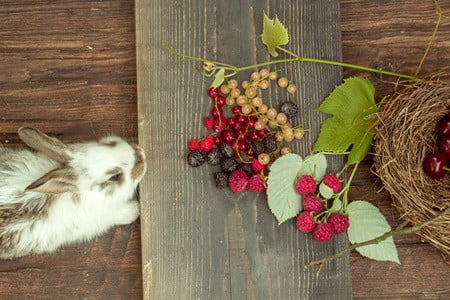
[[18, 127, 71, 163], [26, 167, 78, 194]]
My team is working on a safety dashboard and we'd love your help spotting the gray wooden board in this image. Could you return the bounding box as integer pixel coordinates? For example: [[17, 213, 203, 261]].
[[136, 0, 351, 298]]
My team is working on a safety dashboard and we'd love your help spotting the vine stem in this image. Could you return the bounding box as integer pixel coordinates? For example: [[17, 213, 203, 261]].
[[414, 0, 446, 77], [168, 48, 417, 81], [305, 207, 450, 270]]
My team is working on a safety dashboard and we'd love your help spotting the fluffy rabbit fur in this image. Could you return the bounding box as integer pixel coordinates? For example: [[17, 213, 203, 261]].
[[0, 127, 146, 259]]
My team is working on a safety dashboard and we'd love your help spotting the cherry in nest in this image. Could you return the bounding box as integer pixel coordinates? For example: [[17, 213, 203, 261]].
[[423, 153, 449, 179]]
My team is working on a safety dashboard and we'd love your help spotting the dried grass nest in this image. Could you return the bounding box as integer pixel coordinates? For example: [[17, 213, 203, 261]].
[[374, 79, 450, 255]]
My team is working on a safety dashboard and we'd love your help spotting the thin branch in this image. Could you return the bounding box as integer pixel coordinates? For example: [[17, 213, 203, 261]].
[[305, 207, 450, 269]]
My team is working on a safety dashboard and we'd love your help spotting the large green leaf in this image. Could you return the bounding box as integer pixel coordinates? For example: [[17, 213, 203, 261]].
[[347, 201, 400, 263], [297, 153, 327, 182], [261, 13, 289, 57], [313, 77, 378, 166], [267, 153, 303, 224]]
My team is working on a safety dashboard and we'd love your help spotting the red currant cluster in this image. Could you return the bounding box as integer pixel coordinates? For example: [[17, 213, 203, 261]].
[[423, 111, 450, 179], [187, 69, 305, 193], [295, 174, 350, 242]]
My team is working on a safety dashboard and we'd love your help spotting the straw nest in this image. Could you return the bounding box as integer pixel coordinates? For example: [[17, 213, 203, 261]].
[[374, 79, 450, 255]]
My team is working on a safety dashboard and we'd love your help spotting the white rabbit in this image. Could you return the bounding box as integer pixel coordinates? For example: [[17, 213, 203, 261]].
[[0, 127, 146, 259]]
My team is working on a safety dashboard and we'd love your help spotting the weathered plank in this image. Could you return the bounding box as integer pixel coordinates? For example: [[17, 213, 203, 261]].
[[136, 0, 350, 298]]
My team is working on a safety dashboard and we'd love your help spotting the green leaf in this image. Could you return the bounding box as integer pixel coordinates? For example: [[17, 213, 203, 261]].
[[347, 201, 400, 263], [319, 182, 334, 199], [298, 153, 327, 182], [267, 153, 303, 224], [329, 198, 342, 213], [261, 13, 289, 57], [313, 77, 378, 166], [211, 68, 225, 88]]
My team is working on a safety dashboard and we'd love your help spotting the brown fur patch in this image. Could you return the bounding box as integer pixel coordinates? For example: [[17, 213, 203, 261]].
[[131, 145, 146, 181], [102, 140, 117, 147]]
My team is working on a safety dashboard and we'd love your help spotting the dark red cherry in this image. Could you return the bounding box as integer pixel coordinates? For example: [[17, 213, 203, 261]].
[[438, 137, 450, 158], [423, 153, 448, 179], [437, 117, 450, 138]]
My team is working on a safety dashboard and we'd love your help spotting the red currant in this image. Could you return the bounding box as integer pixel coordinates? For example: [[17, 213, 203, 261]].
[[246, 117, 257, 129], [237, 115, 247, 124], [213, 136, 222, 146], [235, 128, 245, 138], [227, 117, 237, 127], [258, 130, 270, 138], [250, 131, 260, 141], [216, 95, 226, 107], [211, 107, 222, 118], [208, 87, 219, 98], [214, 117, 227, 133], [222, 130, 235, 144], [237, 140, 249, 151], [232, 105, 242, 116], [232, 122, 243, 131]]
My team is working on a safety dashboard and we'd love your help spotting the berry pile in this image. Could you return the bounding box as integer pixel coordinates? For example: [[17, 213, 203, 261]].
[[423, 111, 450, 179], [295, 174, 350, 242], [187, 69, 305, 193]]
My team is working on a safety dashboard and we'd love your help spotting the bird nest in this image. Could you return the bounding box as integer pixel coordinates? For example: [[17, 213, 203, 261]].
[[374, 79, 450, 255]]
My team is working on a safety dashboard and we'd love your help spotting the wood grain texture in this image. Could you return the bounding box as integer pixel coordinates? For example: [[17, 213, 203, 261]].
[[0, 0, 142, 298], [341, 1, 450, 298], [0, 0, 448, 299], [136, 0, 350, 299]]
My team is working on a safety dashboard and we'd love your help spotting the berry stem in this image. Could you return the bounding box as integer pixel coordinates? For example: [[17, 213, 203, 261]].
[[305, 207, 450, 272], [443, 166, 450, 172]]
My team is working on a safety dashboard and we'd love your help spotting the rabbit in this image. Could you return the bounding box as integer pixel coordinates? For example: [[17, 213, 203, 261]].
[[0, 127, 146, 259]]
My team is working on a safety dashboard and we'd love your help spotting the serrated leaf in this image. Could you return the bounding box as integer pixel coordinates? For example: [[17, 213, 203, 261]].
[[319, 182, 334, 199], [267, 153, 303, 224], [211, 68, 225, 88], [347, 201, 400, 263], [329, 198, 342, 213], [313, 77, 378, 166], [261, 13, 289, 57], [297, 153, 327, 182]]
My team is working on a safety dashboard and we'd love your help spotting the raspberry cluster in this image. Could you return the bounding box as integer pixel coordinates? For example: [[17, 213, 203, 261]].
[[187, 69, 305, 193], [294, 174, 349, 242]]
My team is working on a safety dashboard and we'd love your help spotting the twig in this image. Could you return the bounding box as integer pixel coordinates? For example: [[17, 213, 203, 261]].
[[305, 207, 450, 269]]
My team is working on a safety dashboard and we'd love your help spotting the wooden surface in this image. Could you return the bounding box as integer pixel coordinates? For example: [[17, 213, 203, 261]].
[[0, 0, 448, 299], [136, 0, 350, 299]]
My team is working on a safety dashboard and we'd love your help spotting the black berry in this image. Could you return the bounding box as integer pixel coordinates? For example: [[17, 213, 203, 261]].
[[279, 102, 298, 118], [206, 148, 222, 165], [214, 171, 229, 189], [263, 135, 278, 153], [187, 150, 206, 167], [251, 141, 265, 156], [221, 158, 239, 173], [238, 163, 255, 177], [220, 143, 235, 158]]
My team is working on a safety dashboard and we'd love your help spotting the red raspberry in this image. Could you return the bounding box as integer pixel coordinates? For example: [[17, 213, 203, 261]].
[[312, 223, 334, 242], [228, 170, 249, 193], [295, 175, 317, 195], [322, 174, 342, 193], [199, 136, 214, 152], [296, 212, 316, 233], [247, 174, 265, 193], [251, 158, 265, 172], [188, 138, 199, 151], [204, 117, 214, 130], [303, 194, 325, 213], [327, 213, 350, 233]]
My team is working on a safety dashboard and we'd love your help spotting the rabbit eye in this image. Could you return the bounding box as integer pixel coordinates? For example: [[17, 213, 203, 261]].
[[109, 173, 123, 182]]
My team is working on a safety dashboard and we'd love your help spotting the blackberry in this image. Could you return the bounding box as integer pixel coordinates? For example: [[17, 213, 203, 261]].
[[206, 148, 222, 165], [187, 150, 206, 167], [221, 158, 239, 173], [220, 143, 235, 158], [214, 171, 229, 189], [238, 163, 254, 177], [263, 136, 278, 153], [279, 102, 298, 118], [251, 141, 265, 156]]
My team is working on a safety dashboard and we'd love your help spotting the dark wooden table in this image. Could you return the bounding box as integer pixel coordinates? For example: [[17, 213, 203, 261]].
[[0, 0, 448, 298]]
